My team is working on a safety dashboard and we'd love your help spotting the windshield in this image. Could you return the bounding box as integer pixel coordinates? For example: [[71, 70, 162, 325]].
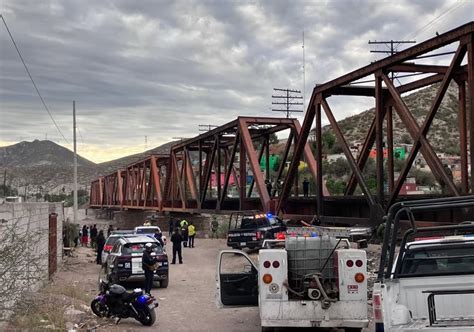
[[399, 243, 474, 277], [123, 243, 163, 255], [136, 227, 159, 234]]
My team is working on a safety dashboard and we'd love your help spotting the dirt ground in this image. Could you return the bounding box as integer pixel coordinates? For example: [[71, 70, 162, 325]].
[[6, 236, 376, 331]]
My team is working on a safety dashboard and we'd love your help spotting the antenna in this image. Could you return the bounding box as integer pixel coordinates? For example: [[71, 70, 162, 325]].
[[302, 30, 306, 112], [272, 88, 303, 118]]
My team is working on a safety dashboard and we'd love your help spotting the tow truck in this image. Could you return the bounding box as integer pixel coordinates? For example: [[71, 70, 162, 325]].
[[217, 226, 369, 331], [374, 196, 474, 331]]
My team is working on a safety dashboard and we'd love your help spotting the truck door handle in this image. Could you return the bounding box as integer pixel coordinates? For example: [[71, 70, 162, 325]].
[[224, 276, 249, 283]]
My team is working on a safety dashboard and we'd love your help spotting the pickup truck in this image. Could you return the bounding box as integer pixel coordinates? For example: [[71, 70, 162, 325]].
[[226, 211, 286, 250], [374, 196, 474, 332]]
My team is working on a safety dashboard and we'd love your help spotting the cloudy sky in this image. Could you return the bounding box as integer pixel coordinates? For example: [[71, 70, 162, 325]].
[[1, 0, 472, 163]]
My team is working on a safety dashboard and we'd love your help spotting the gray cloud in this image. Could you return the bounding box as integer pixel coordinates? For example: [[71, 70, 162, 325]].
[[0, 0, 472, 162]]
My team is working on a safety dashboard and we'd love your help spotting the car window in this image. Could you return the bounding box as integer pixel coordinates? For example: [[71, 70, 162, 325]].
[[241, 218, 257, 229], [123, 243, 163, 255], [112, 242, 123, 254], [399, 243, 474, 277], [105, 236, 120, 246]]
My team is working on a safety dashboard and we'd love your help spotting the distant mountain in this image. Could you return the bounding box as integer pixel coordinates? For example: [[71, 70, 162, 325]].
[[324, 82, 464, 155], [0, 140, 96, 167], [0, 139, 177, 194]]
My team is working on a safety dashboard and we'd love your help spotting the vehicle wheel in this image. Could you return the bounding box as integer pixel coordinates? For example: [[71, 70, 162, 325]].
[[160, 278, 169, 288], [344, 329, 362, 332], [90, 299, 108, 318], [261, 327, 274, 332], [137, 307, 156, 326]]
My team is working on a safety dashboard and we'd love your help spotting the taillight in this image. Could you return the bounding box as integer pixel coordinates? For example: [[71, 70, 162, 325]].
[[263, 261, 271, 268], [354, 273, 365, 283], [356, 259, 363, 267], [272, 261, 280, 268], [276, 232, 285, 240], [373, 292, 384, 331], [346, 259, 354, 267], [262, 274, 272, 284], [256, 231, 262, 240], [104, 245, 113, 252]]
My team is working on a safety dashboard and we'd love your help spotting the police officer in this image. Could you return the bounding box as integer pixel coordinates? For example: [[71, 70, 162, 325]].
[[142, 243, 157, 295]]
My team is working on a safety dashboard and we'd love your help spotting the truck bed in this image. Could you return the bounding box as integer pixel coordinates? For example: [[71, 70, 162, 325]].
[[389, 318, 474, 331]]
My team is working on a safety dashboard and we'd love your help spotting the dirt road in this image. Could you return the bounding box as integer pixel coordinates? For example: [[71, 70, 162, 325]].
[[10, 237, 373, 331], [116, 239, 260, 331]]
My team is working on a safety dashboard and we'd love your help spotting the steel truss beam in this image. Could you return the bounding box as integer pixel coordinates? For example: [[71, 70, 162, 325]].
[[280, 22, 474, 224]]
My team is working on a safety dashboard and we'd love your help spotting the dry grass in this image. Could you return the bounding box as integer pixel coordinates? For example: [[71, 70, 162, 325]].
[[6, 284, 95, 331]]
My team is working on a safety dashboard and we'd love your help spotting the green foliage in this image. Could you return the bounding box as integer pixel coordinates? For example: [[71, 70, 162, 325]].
[[269, 133, 279, 145], [326, 177, 346, 195], [410, 169, 436, 186], [44, 189, 89, 207], [0, 184, 18, 197]]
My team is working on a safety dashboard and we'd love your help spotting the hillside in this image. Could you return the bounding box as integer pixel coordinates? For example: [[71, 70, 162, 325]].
[[1, 140, 177, 194], [0, 140, 96, 167], [99, 141, 177, 174], [328, 82, 466, 155]]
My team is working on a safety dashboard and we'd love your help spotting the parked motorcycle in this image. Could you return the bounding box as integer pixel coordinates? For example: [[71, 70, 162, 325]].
[[91, 280, 158, 326]]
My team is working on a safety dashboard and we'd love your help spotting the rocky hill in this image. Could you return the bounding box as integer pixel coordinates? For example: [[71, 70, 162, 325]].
[[0, 140, 177, 194], [0, 140, 96, 167], [329, 82, 466, 155]]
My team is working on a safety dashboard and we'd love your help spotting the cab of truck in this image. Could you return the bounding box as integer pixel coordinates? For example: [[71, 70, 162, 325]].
[[374, 196, 474, 332], [226, 211, 286, 250]]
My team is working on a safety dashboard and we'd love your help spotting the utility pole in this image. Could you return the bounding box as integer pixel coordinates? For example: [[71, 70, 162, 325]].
[[198, 124, 218, 132], [271, 88, 303, 118], [145, 135, 148, 151], [2, 169, 6, 197], [73, 101, 78, 226], [368, 39, 416, 80]]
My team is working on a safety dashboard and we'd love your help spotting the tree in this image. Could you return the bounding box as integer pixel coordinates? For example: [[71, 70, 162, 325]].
[[0, 184, 18, 197], [269, 133, 279, 145]]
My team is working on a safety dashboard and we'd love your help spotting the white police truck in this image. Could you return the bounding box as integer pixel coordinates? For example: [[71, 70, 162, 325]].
[[374, 196, 474, 332]]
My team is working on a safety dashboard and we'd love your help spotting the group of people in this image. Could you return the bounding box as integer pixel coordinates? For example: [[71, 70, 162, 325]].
[[79, 224, 100, 247], [168, 219, 196, 264], [265, 178, 311, 197]]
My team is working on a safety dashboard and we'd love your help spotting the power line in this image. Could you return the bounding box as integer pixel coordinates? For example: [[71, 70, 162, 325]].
[[407, 1, 466, 40], [0, 14, 69, 144]]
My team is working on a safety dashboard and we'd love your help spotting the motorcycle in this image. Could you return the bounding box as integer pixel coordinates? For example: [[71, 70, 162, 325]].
[[91, 280, 158, 326]]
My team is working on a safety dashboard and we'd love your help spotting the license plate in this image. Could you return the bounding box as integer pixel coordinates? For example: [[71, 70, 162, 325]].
[[240, 242, 246, 246]]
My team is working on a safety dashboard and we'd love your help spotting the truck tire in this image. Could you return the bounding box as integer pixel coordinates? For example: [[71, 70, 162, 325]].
[[261, 327, 274, 332], [160, 278, 169, 288], [344, 329, 362, 332]]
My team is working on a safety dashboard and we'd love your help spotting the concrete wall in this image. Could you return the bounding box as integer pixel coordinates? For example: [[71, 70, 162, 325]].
[[0, 202, 64, 320]]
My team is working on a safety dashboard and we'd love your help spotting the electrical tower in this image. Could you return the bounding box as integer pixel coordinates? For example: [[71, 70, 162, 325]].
[[271, 88, 303, 118]]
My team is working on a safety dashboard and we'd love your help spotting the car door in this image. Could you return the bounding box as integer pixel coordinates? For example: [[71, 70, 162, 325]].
[[217, 250, 258, 306], [107, 242, 121, 276]]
